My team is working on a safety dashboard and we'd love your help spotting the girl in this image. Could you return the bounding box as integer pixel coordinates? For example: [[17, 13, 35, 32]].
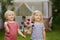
[[27, 10, 46, 40], [4, 10, 26, 40]]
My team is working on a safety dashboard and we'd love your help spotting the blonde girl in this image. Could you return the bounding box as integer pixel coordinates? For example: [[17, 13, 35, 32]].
[[27, 10, 46, 40], [4, 10, 26, 40]]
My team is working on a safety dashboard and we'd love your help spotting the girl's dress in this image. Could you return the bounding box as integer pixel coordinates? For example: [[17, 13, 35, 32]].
[[30, 23, 45, 40], [4, 22, 19, 40]]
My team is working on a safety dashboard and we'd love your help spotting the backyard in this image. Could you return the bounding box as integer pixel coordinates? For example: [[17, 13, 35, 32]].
[[0, 25, 60, 40]]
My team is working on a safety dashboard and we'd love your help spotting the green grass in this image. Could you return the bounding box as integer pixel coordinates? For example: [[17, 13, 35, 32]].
[[46, 30, 60, 40], [0, 26, 60, 40]]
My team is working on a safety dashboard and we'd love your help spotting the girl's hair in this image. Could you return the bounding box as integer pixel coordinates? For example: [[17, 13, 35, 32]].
[[31, 10, 43, 22], [5, 10, 15, 17], [4, 10, 15, 20]]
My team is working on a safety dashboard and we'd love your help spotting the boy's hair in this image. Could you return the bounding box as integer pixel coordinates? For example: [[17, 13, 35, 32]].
[[22, 16, 26, 19], [31, 10, 43, 22]]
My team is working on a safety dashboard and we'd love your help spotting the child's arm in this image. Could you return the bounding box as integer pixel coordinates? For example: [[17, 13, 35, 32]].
[[43, 28, 46, 40], [26, 28, 32, 34], [25, 22, 32, 34], [18, 29, 26, 38], [4, 22, 9, 32], [42, 23, 46, 40]]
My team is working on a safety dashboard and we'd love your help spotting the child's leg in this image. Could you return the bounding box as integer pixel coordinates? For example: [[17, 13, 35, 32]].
[[30, 39, 32, 40]]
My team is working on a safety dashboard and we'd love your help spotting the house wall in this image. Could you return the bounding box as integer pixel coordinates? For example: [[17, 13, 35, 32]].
[[13, 0, 52, 29]]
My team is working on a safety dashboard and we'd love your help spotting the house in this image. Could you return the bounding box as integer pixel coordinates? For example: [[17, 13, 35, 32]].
[[10, 0, 52, 29]]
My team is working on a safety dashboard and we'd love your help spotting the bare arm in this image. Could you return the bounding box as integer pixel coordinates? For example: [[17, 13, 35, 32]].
[[4, 22, 9, 32], [18, 29, 26, 38], [26, 29, 32, 34], [25, 22, 32, 34], [43, 29, 46, 40]]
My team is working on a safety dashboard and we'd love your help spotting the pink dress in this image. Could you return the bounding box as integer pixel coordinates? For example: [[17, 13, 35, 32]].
[[4, 22, 19, 40]]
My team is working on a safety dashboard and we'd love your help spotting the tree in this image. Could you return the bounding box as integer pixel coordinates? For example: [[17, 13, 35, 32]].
[[1, 0, 14, 22], [51, 0, 60, 26]]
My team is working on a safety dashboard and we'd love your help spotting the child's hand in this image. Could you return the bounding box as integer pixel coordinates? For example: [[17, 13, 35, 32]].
[[26, 30, 31, 34], [23, 35, 26, 39]]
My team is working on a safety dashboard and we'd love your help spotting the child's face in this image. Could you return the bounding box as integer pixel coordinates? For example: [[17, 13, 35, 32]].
[[7, 12, 15, 21], [22, 18, 26, 21], [34, 13, 42, 22]]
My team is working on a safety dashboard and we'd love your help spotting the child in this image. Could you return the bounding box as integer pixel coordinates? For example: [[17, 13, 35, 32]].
[[21, 16, 30, 33], [21, 16, 27, 28], [4, 10, 26, 40], [27, 10, 46, 40], [21, 16, 27, 32]]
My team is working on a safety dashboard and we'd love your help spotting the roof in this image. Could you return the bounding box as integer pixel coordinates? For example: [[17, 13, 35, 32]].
[[12, 0, 49, 2]]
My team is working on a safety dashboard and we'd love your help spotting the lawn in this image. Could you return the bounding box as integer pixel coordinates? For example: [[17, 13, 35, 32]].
[[0, 26, 60, 40]]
